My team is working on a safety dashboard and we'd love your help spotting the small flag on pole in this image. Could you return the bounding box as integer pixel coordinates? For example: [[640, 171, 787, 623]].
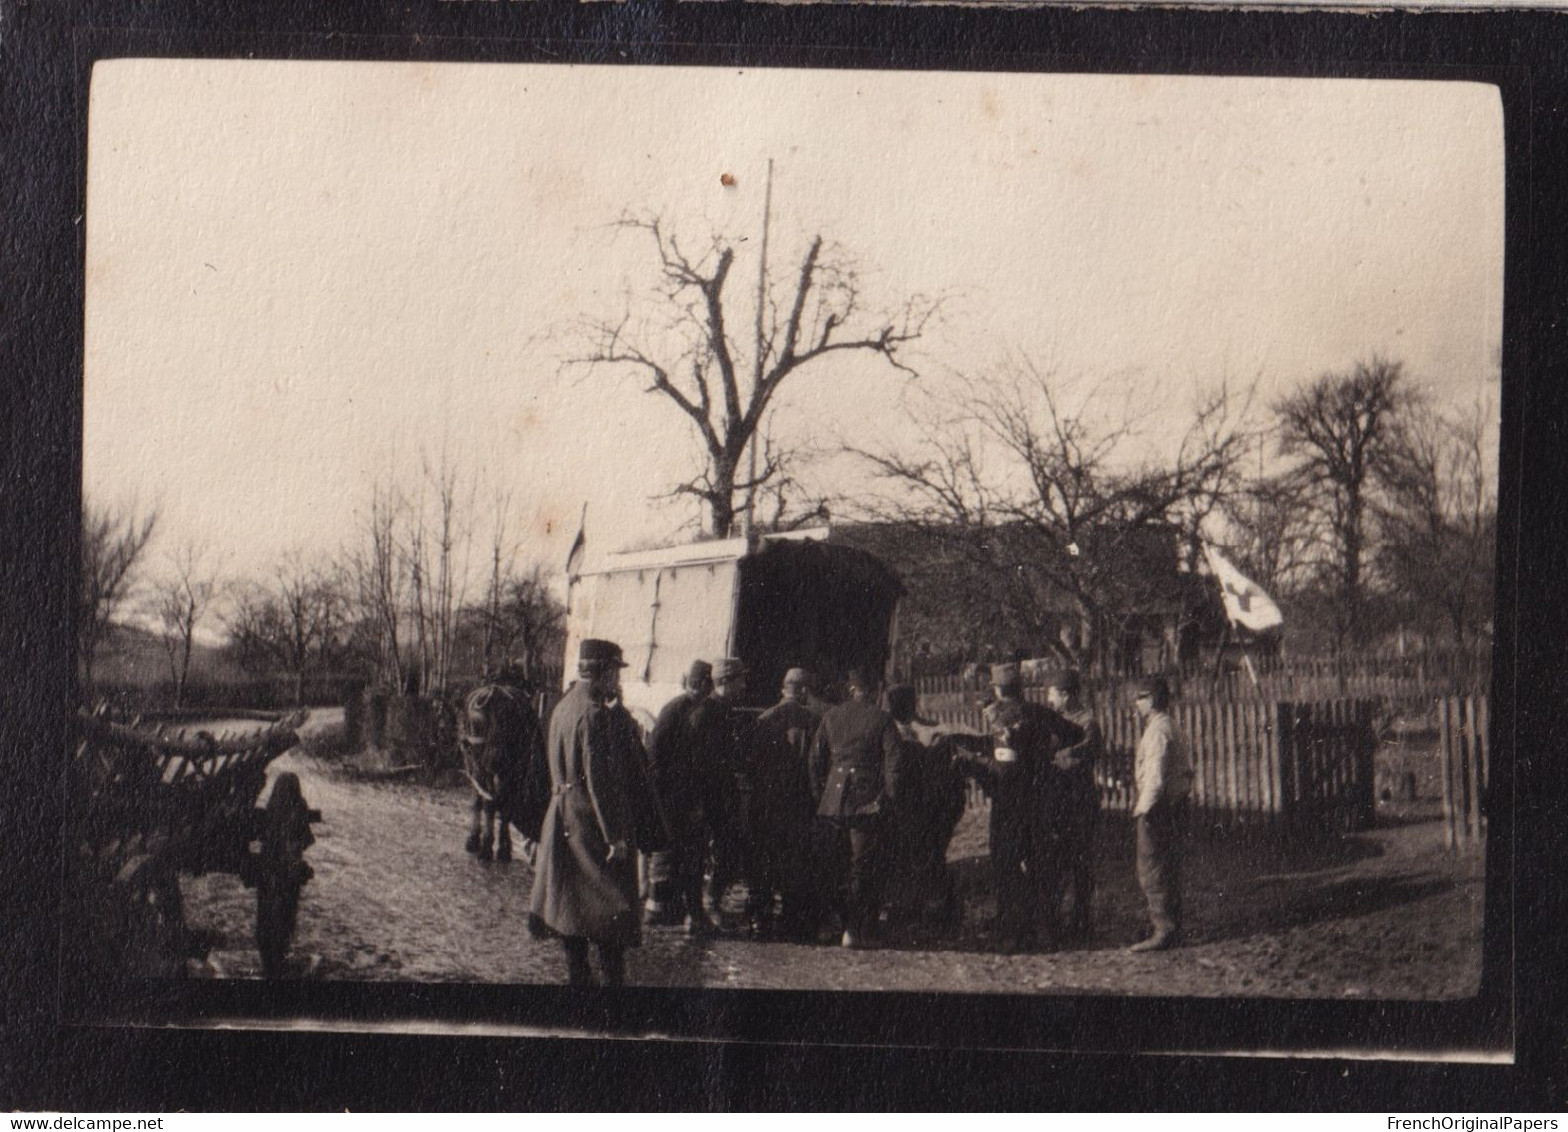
[[564, 504, 587, 581], [1203, 543, 1284, 633]]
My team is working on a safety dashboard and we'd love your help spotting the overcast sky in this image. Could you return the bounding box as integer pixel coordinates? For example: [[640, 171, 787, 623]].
[[83, 60, 1504, 593]]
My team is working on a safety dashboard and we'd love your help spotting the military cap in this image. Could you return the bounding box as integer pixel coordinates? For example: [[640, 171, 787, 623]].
[[989, 662, 1021, 689], [577, 638, 628, 669], [713, 657, 747, 682], [685, 659, 714, 686], [782, 667, 814, 689], [1133, 675, 1172, 707]]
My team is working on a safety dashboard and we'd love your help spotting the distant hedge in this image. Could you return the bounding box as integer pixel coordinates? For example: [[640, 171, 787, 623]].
[[92, 675, 367, 713]]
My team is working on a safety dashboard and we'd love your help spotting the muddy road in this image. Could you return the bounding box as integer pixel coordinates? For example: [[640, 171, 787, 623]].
[[181, 717, 1484, 998]]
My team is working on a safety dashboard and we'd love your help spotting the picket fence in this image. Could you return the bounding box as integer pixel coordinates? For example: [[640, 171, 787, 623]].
[[1437, 694, 1489, 848], [915, 653, 1487, 708], [917, 683, 1378, 836]]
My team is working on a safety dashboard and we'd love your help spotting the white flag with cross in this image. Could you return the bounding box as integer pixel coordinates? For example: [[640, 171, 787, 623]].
[[1202, 543, 1284, 633]]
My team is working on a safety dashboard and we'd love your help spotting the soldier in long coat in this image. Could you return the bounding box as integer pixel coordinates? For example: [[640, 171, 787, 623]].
[[810, 668, 903, 949], [748, 667, 823, 940], [952, 663, 1083, 952], [645, 659, 716, 933], [690, 657, 752, 925], [528, 639, 667, 986], [882, 684, 966, 931], [1045, 668, 1104, 942]]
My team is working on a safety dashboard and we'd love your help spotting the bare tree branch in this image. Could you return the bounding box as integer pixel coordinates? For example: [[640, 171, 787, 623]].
[[567, 206, 940, 536]]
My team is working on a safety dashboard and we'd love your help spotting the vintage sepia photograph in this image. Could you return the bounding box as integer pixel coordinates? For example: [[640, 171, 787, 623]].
[[73, 58, 1502, 1027]]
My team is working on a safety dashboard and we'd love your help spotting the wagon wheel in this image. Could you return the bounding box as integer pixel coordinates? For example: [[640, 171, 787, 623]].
[[255, 772, 316, 978]]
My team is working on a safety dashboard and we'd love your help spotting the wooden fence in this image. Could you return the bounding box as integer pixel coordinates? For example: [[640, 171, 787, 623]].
[[915, 653, 1488, 709], [919, 683, 1377, 836], [1438, 694, 1489, 848]]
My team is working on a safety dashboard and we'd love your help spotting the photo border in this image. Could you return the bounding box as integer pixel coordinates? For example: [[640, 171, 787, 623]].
[[5, 0, 1559, 1110]]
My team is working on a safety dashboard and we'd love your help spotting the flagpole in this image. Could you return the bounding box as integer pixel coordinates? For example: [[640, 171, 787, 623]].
[[1211, 616, 1230, 699], [744, 157, 774, 544], [1240, 643, 1261, 691]]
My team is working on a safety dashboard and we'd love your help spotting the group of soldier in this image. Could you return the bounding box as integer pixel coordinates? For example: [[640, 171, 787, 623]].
[[503, 637, 1194, 987]]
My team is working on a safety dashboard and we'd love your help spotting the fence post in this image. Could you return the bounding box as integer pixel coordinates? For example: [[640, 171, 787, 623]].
[[1476, 693, 1490, 840], [1275, 701, 1296, 836], [1464, 695, 1484, 843], [1355, 700, 1376, 830], [1438, 696, 1456, 849]]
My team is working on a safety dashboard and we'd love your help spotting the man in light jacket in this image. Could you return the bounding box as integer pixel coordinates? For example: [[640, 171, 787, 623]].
[[1129, 675, 1193, 952]]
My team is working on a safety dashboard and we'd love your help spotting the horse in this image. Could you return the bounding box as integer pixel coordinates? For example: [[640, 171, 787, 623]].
[[460, 681, 547, 863]]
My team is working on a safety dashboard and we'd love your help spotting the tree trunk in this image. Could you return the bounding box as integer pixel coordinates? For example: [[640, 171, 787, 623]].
[[708, 462, 738, 538]]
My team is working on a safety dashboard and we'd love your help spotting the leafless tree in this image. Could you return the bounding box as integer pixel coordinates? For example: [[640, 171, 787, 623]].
[[348, 480, 412, 689], [1376, 400, 1496, 659], [405, 446, 475, 696], [1273, 355, 1413, 652], [570, 210, 938, 537], [852, 359, 1252, 673], [477, 485, 520, 677], [150, 540, 223, 708], [465, 565, 567, 682], [1217, 440, 1319, 599], [224, 553, 339, 706], [79, 498, 159, 701]]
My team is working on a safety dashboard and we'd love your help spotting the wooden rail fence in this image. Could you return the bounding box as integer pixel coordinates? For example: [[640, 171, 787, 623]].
[[1438, 694, 1489, 848]]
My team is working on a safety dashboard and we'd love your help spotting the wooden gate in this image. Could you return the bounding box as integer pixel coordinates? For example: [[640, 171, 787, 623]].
[[1275, 700, 1378, 833]]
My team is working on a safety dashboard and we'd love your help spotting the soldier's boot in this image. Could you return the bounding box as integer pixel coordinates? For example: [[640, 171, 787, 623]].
[[1128, 931, 1178, 953], [563, 939, 596, 986], [598, 945, 626, 988]]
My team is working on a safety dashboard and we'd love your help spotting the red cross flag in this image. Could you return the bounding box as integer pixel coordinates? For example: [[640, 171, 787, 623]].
[[1202, 543, 1284, 633]]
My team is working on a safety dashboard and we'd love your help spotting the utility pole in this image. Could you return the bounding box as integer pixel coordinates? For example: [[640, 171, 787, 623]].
[[743, 157, 774, 543]]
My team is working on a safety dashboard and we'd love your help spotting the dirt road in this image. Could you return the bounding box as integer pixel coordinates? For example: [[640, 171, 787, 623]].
[[181, 722, 1484, 998]]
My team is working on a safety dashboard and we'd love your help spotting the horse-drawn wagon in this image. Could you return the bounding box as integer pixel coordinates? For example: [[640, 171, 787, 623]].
[[68, 708, 321, 979]]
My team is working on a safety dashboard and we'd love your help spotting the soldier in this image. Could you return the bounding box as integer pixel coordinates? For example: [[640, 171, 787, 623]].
[[527, 639, 668, 986], [1045, 669, 1103, 942], [692, 657, 752, 926], [645, 659, 716, 933], [1129, 675, 1193, 952], [810, 668, 903, 949], [883, 684, 966, 931], [953, 662, 1082, 952], [747, 667, 823, 940]]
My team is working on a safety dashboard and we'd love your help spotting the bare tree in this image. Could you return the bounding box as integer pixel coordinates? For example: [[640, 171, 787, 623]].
[[1217, 440, 1319, 599], [224, 553, 338, 706], [404, 447, 475, 697], [348, 480, 412, 689], [853, 359, 1251, 673], [466, 565, 567, 682], [1376, 400, 1496, 658], [478, 485, 520, 678], [1273, 356, 1412, 652], [571, 209, 938, 537], [151, 540, 223, 708], [79, 498, 159, 701]]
